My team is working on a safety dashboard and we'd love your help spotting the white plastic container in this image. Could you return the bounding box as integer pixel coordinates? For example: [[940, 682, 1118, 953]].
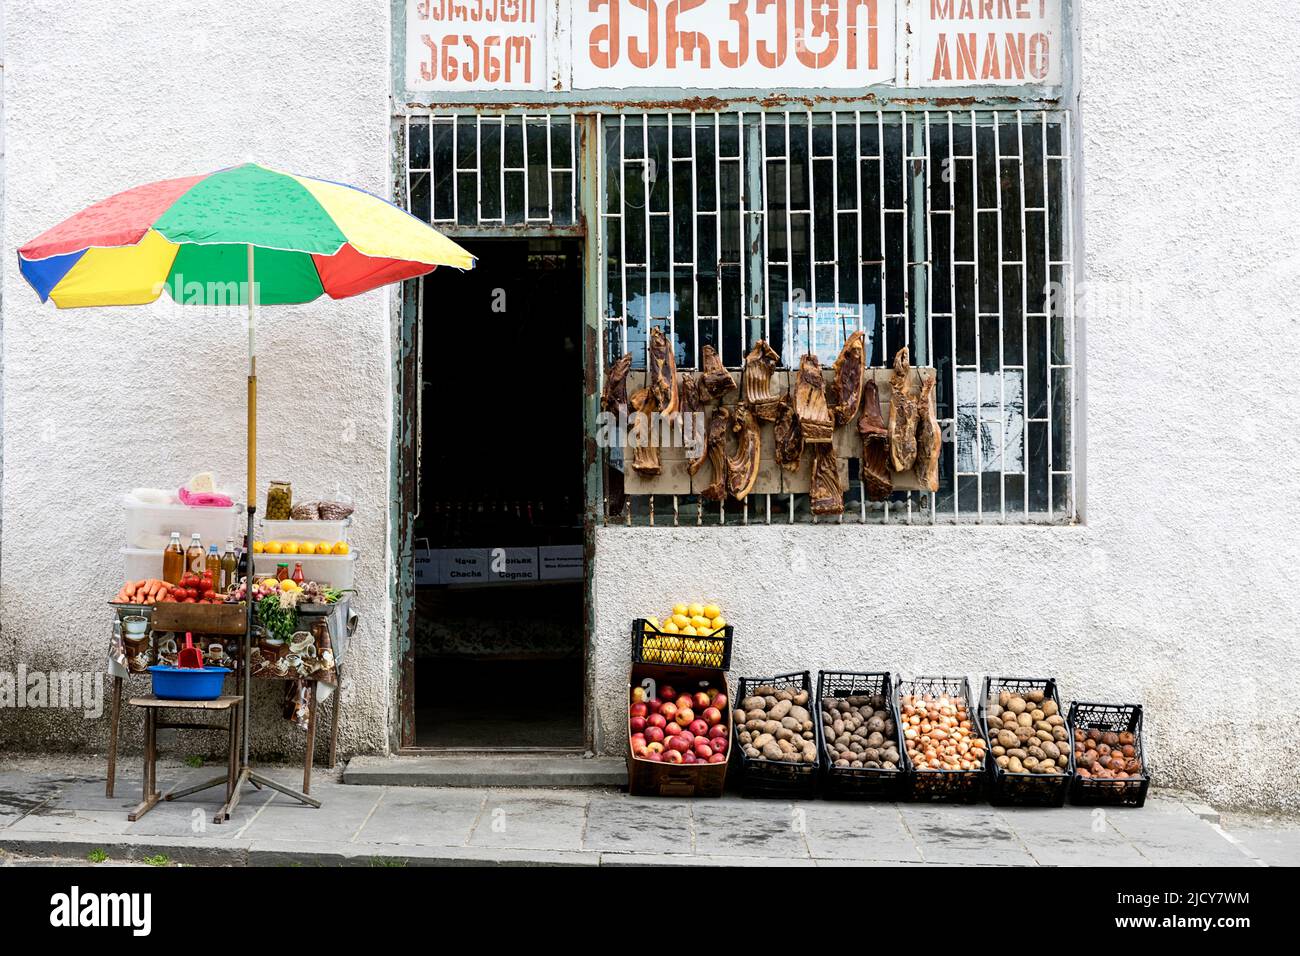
[[259, 518, 351, 546], [254, 552, 356, 590], [121, 547, 167, 582], [124, 499, 241, 551]]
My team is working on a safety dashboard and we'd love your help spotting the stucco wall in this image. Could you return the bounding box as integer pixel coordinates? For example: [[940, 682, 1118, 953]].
[[593, 0, 1300, 811], [0, 0, 394, 756]]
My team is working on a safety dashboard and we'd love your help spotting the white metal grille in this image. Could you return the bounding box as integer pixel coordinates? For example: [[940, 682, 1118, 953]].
[[402, 113, 578, 227], [599, 109, 1076, 525]]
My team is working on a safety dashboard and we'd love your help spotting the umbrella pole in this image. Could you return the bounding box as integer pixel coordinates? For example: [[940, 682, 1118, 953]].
[[228, 243, 320, 814]]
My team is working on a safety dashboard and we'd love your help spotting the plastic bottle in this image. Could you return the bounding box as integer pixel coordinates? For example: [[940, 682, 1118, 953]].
[[291, 562, 305, 586], [186, 533, 205, 576], [163, 532, 185, 585], [206, 545, 222, 591], [220, 539, 237, 593]]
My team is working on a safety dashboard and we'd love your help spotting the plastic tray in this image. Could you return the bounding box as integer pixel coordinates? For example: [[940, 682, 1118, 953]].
[[980, 676, 1072, 807], [895, 675, 988, 803], [124, 498, 241, 551], [732, 672, 819, 799], [1068, 701, 1150, 808], [815, 671, 903, 800], [253, 552, 355, 590], [260, 517, 351, 545]]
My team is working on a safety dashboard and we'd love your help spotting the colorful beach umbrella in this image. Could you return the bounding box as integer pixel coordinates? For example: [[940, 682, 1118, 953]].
[[18, 162, 475, 307]]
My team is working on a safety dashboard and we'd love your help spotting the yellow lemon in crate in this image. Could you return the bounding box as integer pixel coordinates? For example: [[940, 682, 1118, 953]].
[[265, 541, 283, 555], [703, 604, 722, 619], [690, 615, 712, 630], [661, 620, 679, 634], [687, 603, 705, 618], [710, 617, 726, 632], [670, 613, 690, 629], [643, 616, 659, 631], [672, 603, 689, 617], [681, 625, 698, 637]]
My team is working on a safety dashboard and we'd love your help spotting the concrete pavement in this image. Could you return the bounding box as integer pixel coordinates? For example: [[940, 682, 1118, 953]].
[[0, 759, 1292, 866]]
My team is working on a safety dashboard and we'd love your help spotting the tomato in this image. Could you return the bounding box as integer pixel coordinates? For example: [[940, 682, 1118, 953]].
[[184, 587, 198, 599], [183, 597, 196, 604]]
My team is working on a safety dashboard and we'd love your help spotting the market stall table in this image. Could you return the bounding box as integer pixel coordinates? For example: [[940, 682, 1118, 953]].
[[127, 694, 242, 824]]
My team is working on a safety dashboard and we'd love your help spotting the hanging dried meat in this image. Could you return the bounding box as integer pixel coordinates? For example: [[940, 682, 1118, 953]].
[[628, 387, 661, 477], [809, 445, 844, 516], [601, 351, 633, 415], [697, 344, 738, 401], [794, 353, 834, 444], [827, 330, 866, 425], [773, 394, 803, 473], [888, 346, 919, 472], [914, 374, 941, 493], [648, 326, 679, 418], [676, 372, 705, 461], [691, 406, 731, 501], [742, 339, 782, 420], [858, 379, 893, 501], [724, 405, 762, 501]]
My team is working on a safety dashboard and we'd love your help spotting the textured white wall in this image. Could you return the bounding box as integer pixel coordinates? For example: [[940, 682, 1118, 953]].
[[594, 1, 1300, 811], [0, 0, 394, 755]]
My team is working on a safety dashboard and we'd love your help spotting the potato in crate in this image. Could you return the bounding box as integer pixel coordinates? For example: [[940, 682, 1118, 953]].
[[815, 671, 903, 800], [981, 677, 1072, 807], [1068, 701, 1150, 808], [731, 672, 819, 799]]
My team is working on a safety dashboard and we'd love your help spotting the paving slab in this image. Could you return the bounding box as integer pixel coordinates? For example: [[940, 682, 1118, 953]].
[[1221, 824, 1300, 867], [799, 801, 924, 863], [238, 781, 380, 843], [691, 798, 812, 859], [583, 793, 694, 855], [899, 803, 1038, 866], [358, 787, 486, 847], [468, 790, 590, 851], [998, 805, 1150, 866], [344, 755, 626, 788]]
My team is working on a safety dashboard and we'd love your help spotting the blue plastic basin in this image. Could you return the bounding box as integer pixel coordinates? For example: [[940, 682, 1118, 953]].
[[147, 665, 231, 701]]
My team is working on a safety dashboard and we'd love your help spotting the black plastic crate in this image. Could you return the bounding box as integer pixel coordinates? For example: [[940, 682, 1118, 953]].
[[814, 671, 904, 800], [895, 676, 988, 803], [731, 672, 819, 799], [980, 677, 1072, 807], [1068, 701, 1150, 808], [631, 619, 732, 670]]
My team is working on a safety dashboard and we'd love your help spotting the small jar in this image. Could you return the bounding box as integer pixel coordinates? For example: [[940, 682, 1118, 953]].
[[266, 480, 293, 520]]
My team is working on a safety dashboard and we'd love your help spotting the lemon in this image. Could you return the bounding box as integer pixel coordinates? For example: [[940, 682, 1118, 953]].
[[690, 615, 711, 629], [687, 603, 705, 617], [265, 541, 283, 555], [283, 542, 299, 555], [710, 617, 726, 631], [672, 603, 689, 617], [260, 578, 280, 589], [280, 579, 300, 591], [703, 604, 722, 619], [661, 620, 679, 634], [645, 616, 660, 629], [314, 542, 331, 555], [332, 541, 350, 555], [252, 541, 265, 554], [682, 625, 698, 637]]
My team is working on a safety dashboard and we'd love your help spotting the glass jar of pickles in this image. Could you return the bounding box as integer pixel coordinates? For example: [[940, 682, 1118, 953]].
[[266, 480, 293, 520]]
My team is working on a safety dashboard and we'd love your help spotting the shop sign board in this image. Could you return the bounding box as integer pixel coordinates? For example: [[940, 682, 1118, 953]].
[[437, 547, 541, 584], [400, 0, 1065, 98], [405, 0, 548, 91], [539, 544, 584, 580]]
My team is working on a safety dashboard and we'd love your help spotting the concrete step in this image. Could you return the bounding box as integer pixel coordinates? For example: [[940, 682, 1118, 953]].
[[342, 754, 628, 788]]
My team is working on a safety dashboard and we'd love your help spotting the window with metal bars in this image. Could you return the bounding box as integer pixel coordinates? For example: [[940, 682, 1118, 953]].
[[598, 109, 1076, 526]]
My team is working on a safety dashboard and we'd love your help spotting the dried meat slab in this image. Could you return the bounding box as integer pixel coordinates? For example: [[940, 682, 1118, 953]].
[[914, 374, 941, 493], [828, 330, 866, 426], [628, 387, 662, 477], [795, 353, 834, 444], [693, 406, 730, 501], [858, 378, 893, 501], [724, 405, 761, 500], [697, 344, 738, 401], [742, 339, 782, 420], [888, 346, 919, 471], [809, 444, 844, 515], [648, 327, 679, 418], [602, 351, 633, 415], [773, 393, 803, 473]]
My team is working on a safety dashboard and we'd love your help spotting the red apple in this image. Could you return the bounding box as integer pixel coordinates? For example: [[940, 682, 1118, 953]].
[[667, 735, 691, 754], [631, 741, 648, 757], [646, 751, 664, 762], [660, 702, 678, 722], [630, 716, 647, 732], [644, 726, 665, 744], [683, 752, 697, 764], [693, 691, 710, 710], [675, 707, 694, 726], [688, 719, 708, 737], [708, 724, 728, 740], [646, 699, 662, 715], [659, 685, 676, 702], [663, 750, 684, 764], [694, 742, 713, 759], [675, 695, 693, 712], [630, 731, 646, 744], [629, 702, 648, 718], [712, 694, 727, 710], [701, 707, 723, 727], [707, 753, 726, 763], [711, 735, 728, 753], [647, 713, 667, 730]]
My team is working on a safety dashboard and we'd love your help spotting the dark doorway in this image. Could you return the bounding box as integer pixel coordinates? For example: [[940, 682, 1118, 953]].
[[412, 238, 585, 749]]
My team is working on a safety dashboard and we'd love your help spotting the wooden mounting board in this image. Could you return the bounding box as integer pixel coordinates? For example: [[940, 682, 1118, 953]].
[[617, 367, 937, 497]]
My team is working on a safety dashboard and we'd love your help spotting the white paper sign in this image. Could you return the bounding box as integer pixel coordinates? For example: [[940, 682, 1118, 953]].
[[439, 548, 540, 584], [539, 545, 584, 580], [406, 0, 547, 91], [912, 0, 1062, 86], [573, 0, 896, 90]]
